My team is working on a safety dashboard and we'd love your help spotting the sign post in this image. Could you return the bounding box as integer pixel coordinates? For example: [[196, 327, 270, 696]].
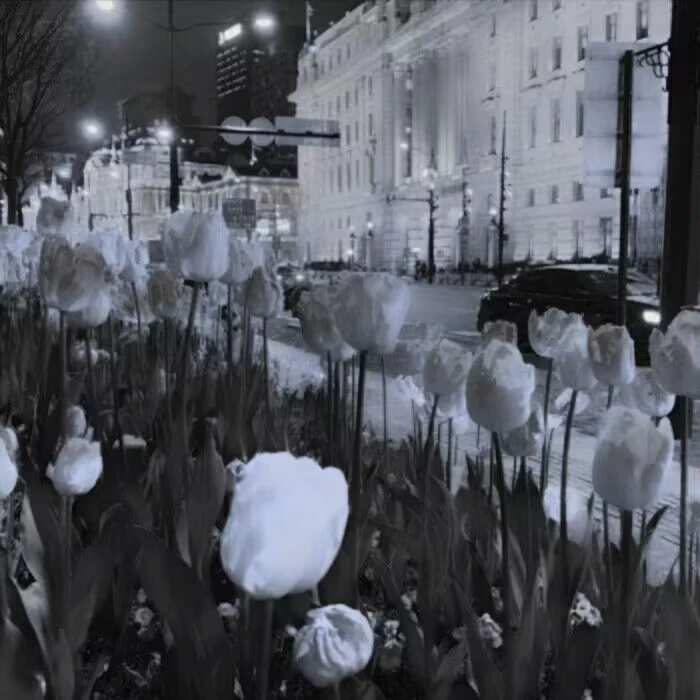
[[222, 198, 257, 231]]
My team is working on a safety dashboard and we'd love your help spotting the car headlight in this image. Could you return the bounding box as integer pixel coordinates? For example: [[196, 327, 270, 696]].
[[642, 309, 661, 325], [295, 273, 305, 282]]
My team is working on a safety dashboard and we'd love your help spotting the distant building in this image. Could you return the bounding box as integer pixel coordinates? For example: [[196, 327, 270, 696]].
[[118, 86, 200, 130], [292, 0, 670, 270]]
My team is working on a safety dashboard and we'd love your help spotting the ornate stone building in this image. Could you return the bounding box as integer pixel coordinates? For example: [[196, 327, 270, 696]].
[[291, 0, 669, 270]]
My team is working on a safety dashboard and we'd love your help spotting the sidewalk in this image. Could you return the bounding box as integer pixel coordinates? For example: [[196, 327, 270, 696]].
[[267, 339, 700, 585]]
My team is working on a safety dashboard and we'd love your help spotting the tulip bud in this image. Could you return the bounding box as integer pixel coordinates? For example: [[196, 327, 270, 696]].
[[0, 439, 18, 499], [587, 324, 636, 387], [147, 269, 183, 320], [47, 437, 103, 496], [245, 266, 283, 319], [528, 308, 576, 359]]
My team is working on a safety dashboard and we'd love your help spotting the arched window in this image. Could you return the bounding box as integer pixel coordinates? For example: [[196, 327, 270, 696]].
[[260, 191, 271, 206], [280, 191, 291, 207]]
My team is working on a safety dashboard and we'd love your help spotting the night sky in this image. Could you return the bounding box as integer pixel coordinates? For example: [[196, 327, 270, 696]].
[[86, 0, 356, 133]]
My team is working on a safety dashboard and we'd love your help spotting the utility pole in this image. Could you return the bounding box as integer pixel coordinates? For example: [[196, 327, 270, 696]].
[[168, 0, 179, 213], [461, 166, 472, 264], [496, 112, 507, 287], [427, 148, 438, 284]]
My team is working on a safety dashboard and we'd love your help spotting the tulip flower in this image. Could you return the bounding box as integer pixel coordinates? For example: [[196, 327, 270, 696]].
[[587, 324, 636, 386], [112, 279, 155, 326], [220, 235, 266, 286], [47, 437, 103, 496], [147, 269, 182, 320], [0, 438, 18, 499], [649, 309, 700, 399], [293, 604, 374, 688], [65, 405, 90, 439], [67, 286, 112, 328], [543, 484, 592, 545], [36, 196, 75, 239], [0, 426, 18, 458], [163, 210, 230, 282], [297, 287, 356, 362], [383, 323, 442, 378], [423, 339, 472, 397], [466, 339, 535, 433], [554, 314, 597, 391], [220, 452, 349, 599], [39, 237, 109, 312], [528, 308, 577, 359], [618, 367, 675, 418], [121, 239, 150, 284], [86, 227, 128, 276], [333, 273, 410, 355], [245, 266, 283, 319], [500, 401, 545, 458], [482, 319, 517, 346], [592, 406, 673, 511]]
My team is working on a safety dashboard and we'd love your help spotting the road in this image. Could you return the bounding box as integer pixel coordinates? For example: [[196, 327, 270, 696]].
[[271, 282, 700, 467]]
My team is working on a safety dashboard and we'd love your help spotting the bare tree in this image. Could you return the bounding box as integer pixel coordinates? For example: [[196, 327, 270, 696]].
[[0, 0, 90, 224]]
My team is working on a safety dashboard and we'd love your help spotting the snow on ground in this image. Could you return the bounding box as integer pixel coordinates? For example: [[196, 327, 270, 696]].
[[267, 338, 700, 585]]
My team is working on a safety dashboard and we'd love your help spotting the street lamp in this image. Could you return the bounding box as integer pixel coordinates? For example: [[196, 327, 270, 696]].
[[253, 14, 276, 31], [94, 0, 115, 10], [366, 220, 374, 270], [156, 125, 174, 144], [82, 120, 103, 140]]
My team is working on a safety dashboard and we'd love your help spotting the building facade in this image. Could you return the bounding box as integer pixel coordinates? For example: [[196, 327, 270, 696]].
[[82, 142, 300, 260], [291, 0, 670, 271]]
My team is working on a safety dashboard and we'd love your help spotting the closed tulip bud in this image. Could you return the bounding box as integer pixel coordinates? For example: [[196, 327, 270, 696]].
[[423, 340, 472, 396], [0, 438, 18, 499], [163, 210, 230, 282], [0, 426, 18, 458], [587, 324, 636, 386], [245, 266, 283, 319], [554, 315, 597, 391], [500, 401, 545, 457], [543, 484, 592, 545], [220, 452, 348, 599], [36, 197, 74, 239], [333, 273, 411, 355], [47, 437, 103, 496], [39, 237, 109, 312], [592, 406, 673, 511], [86, 227, 128, 276], [528, 308, 577, 359], [297, 287, 356, 362], [220, 236, 266, 286], [467, 339, 535, 433], [482, 320, 518, 346], [294, 604, 374, 688], [383, 323, 442, 378], [65, 404, 89, 438], [121, 239, 150, 284], [67, 286, 112, 328], [147, 269, 183, 320], [649, 309, 700, 399], [618, 367, 675, 418]]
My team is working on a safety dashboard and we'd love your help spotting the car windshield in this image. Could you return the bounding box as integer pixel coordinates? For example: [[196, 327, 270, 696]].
[[585, 271, 656, 297]]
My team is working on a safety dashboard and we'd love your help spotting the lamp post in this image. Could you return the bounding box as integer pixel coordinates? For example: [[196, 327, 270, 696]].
[[349, 227, 356, 266], [496, 112, 510, 288], [366, 220, 374, 270], [93, 0, 278, 214], [460, 167, 473, 266]]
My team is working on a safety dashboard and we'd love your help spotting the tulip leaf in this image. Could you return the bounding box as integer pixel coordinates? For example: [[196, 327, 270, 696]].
[[631, 627, 669, 700], [0, 616, 45, 700], [134, 528, 234, 700], [552, 623, 599, 700], [433, 639, 469, 697]]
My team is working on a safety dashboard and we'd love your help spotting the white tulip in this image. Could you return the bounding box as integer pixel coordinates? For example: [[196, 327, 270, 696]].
[[423, 340, 472, 396], [112, 279, 155, 326], [47, 437, 103, 496], [86, 227, 128, 276], [587, 324, 636, 387], [500, 401, 544, 457], [121, 239, 150, 284], [207, 280, 229, 308], [293, 604, 374, 688], [482, 320, 517, 346], [245, 266, 283, 319], [147, 269, 182, 320], [383, 323, 442, 378], [649, 309, 700, 399], [543, 484, 592, 545], [67, 286, 112, 328], [528, 308, 577, 359], [0, 439, 18, 499], [466, 339, 535, 433], [394, 376, 427, 409], [0, 426, 18, 458], [36, 197, 75, 239], [297, 287, 356, 362], [65, 405, 88, 439], [39, 237, 108, 312], [220, 236, 266, 286], [163, 210, 230, 282], [220, 452, 349, 599], [334, 273, 410, 355], [618, 367, 675, 418], [554, 315, 597, 391], [592, 406, 673, 511]]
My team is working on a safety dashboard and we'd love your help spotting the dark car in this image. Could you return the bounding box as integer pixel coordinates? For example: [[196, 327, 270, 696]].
[[276, 263, 312, 312], [476, 264, 661, 363]]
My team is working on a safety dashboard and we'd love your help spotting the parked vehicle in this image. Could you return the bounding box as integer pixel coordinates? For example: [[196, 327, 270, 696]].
[[276, 263, 312, 312], [476, 264, 661, 363]]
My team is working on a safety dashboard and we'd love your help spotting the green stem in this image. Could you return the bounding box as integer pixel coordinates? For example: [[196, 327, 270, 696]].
[[619, 509, 633, 699], [603, 501, 614, 608], [540, 358, 553, 493], [492, 433, 511, 658], [84, 331, 100, 438], [381, 356, 388, 478], [560, 389, 578, 595], [256, 600, 274, 700], [679, 396, 689, 592], [58, 311, 67, 431], [446, 418, 453, 493], [262, 317, 270, 415], [227, 284, 234, 374]]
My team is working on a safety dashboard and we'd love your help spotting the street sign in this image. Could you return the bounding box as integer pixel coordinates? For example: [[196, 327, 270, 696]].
[[249, 117, 275, 147], [274, 116, 341, 147], [583, 42, 665, 189], [222, 198, 256, 230], [220, 116, 247, 146]]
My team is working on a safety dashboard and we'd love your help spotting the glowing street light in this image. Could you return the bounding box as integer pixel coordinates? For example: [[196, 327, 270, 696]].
[[253, 14, 276, 31], [156, 125, 174, 144], [95, 0, 115, 11], [82, 120, 104, 140]]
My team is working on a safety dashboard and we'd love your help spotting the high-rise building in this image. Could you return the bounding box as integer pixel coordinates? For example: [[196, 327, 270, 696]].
[[216, 15, 305, 124]]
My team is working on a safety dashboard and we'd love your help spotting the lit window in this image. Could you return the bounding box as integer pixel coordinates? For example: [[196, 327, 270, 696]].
[[636, 0, 649, 39]]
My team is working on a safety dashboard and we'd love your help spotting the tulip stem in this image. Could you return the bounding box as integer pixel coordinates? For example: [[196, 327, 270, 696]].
[[262, 317, 270, 415], [256, 600, 274, 700], [326, 354, 333, 463], [619, 509, 633, 700], [130, 281, 144, 377], [540, 358, 553, 493], [84, 332, 100, 438], [602, 501, 614, 607], [177, 282, 201, 412], [59, 311, 67, 430], [381, 357, 388, 478], [333, 362, 341, 465], [491, 433, 511, 656], [226, 284, 234, 374], [679, 396, 689, 592], [446, 418, 453, 493], [560, 389, 577, 596], [332, 683, 342, 700], [108, 316, 127, 469]]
